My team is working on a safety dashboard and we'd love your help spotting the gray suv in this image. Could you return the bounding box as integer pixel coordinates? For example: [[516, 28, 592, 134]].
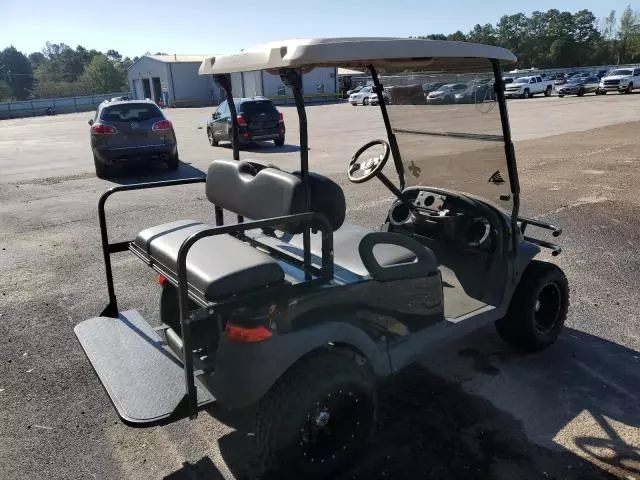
[[89, 99, 179, 178]]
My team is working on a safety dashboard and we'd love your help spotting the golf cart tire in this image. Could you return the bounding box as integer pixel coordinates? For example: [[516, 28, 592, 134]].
[[166, 154, 179, 170], [94, 155, 109, 179], [255, 350, 376, 478], [495, 260, 569, 352]]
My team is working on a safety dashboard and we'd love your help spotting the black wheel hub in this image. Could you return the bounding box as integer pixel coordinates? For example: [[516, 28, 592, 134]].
[[297, 388, 372, 468], [534, 283, 562, 333]]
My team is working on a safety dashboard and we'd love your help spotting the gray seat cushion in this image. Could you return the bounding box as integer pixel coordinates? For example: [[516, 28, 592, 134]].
[[251, 223, 417, 280], [134, 220, 284, 301]]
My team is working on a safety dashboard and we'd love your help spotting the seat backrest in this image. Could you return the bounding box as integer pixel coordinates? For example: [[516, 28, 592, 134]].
[[206, 159, 345, 232]]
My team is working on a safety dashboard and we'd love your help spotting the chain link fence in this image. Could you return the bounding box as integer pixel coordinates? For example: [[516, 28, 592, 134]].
[[0, 92, 132, 120]]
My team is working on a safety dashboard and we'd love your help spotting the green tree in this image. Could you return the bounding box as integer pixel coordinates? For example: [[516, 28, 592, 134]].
[[0, 46, 34, 99], [467, 24, 497, 45], [80, 54, 126, 94], [0, 79, 12, 101], [618, 5, 640, 62]]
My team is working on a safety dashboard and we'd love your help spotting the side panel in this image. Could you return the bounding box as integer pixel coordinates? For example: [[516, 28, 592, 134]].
[[203, 321, 391, 408]]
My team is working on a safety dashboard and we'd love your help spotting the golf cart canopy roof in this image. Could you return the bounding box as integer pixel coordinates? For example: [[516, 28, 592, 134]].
[[198, 37, 517, 74]]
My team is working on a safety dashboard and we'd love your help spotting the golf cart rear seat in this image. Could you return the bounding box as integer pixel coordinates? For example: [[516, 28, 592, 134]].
[[131, 159, 348, 301]]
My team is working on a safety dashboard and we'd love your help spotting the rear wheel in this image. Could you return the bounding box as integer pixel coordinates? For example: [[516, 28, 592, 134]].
[[578, 88, 585, 97], [166, 153, 179, 170], [207, 128, 218, 146], [495, 260, 569, 352], [558, 94, 565, 98], [274, 136, 285, 147], [544, 86, 552, 97], [94, 155, 109, 178], [255, 351, 376, 478]]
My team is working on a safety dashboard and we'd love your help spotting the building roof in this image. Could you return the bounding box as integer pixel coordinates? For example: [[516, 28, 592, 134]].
[[198, 37, 517, 75], [147, 54, 219, 63]]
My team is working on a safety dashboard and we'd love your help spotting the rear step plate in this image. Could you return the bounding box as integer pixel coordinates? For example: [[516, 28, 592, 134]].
[[74, 310, 214, 426]]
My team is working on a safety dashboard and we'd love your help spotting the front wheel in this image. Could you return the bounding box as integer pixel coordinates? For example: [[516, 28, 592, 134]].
[[627, 83, 634, 94], [495, 260, 569, 352], [362, 97, 369, 106], [558, 94, 565, 98], [255, 351, 376, 478], [522, 89, 530, 99], [577, 88, 585, 97]]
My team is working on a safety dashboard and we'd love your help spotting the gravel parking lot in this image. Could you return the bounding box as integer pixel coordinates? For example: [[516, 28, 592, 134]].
[[1, 93, 639, 479]]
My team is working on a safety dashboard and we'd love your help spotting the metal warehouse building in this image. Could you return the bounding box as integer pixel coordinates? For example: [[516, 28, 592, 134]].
[[128, 54, 337, 107]]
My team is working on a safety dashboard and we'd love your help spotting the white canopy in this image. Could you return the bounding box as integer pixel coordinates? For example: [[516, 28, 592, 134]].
[[198, 38, 517, 76]]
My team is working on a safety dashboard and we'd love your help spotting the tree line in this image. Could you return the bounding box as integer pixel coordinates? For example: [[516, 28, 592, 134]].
[[417, 6, 640, 69], [0, 43, 159, 102]]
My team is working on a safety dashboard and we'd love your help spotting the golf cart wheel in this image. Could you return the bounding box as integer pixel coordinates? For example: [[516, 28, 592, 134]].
[[274, 136, 285, 147], [255, 351, 376, 478], [627, 83, 633, 94], [94, 155, 109, 178], [522, 89, 530, 99], [166, 153, 179, 170], [363, 97, 369, 106], [207, 128, 218, 146], [496, 260, 569, 352]]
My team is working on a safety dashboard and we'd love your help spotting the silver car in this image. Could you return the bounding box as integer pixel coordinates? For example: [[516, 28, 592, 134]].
[[349, 85, 375, 105]]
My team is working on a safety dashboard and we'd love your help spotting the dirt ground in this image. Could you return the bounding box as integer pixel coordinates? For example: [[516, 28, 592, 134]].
[[1, 97, 639, 479]]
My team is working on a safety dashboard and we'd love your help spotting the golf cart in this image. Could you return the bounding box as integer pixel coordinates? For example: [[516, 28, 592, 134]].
[[74, 38, 568, 477]]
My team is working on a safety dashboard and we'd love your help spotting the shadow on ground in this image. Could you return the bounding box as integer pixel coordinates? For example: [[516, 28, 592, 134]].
[[164, 327, 637, 479], [104, 160, 206, 185]]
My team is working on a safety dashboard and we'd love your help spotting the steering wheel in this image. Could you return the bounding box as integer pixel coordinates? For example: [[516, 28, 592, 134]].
[[348, 140, 390, 184]]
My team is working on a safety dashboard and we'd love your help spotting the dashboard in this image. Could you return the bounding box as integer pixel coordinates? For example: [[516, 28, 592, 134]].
[[387, 189, 496, 252]]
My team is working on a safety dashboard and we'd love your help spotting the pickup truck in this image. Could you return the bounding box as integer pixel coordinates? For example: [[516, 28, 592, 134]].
[[504, 75, 553, 99], [598, 67, 640, 94]]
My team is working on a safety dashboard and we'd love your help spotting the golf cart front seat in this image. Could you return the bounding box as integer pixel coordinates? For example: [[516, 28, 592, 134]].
[[131, 159, 423, 302]]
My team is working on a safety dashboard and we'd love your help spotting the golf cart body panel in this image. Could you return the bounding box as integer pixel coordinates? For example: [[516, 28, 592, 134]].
[[75, 38, 565, 458]]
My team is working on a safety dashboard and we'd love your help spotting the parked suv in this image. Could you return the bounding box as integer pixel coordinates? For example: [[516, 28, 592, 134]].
[[599, 67, 640, 94], [207, 97, 285, 147], [89, 98, 178, 178]]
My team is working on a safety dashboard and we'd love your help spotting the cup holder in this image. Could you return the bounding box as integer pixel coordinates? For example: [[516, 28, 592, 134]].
[[390, 202, 412, 225]]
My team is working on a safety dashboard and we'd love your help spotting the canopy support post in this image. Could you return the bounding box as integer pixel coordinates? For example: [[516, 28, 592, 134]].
[[213, 74, 244, 225], [491, 59, 520, 256], [369, 65, 405, 190], [280, 69, 312, 280]]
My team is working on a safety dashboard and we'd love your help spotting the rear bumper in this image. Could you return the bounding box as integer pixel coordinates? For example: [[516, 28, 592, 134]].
[[93, 143, 177, 164]]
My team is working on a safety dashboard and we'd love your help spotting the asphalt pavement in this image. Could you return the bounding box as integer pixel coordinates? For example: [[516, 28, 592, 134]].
[[1, 94, 639, 479]]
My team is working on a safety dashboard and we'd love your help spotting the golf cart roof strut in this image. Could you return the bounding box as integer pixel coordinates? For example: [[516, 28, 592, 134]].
[[280, 68, 313, 279], [491, 59, 520, 255], [369, 65, 405, 190]]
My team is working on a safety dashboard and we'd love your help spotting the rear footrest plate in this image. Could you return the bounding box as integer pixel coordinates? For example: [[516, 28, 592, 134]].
[[74, 310, 214, 426]]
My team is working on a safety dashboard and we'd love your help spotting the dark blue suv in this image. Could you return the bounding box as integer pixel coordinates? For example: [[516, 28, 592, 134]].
[[206, 97, 285, 148]]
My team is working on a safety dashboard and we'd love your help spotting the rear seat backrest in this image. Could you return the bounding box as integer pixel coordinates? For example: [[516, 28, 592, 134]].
[[205, 159, 345, 233]]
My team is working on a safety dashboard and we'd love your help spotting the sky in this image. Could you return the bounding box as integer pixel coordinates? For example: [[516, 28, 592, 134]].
[[0, 0, 632, 58]]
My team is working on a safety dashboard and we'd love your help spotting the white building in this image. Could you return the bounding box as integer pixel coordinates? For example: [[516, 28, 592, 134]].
[[127, 54, 337, 107]]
